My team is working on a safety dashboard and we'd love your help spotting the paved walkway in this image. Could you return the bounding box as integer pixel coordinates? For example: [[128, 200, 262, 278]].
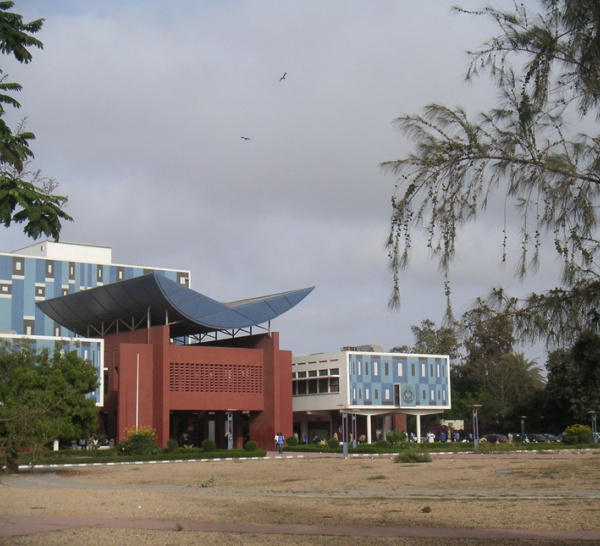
[[1, 450, 599, 541], [1, 513, 600, 541]]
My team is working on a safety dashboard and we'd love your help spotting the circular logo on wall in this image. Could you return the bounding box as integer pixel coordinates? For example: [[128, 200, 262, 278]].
[[402, 385, 415, 404]]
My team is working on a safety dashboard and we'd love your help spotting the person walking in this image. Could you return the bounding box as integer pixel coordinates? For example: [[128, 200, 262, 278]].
[[276, 432, 285, 454]]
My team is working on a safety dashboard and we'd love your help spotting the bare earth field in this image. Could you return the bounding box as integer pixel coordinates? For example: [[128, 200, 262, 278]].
[[1, 450, 599, 545]]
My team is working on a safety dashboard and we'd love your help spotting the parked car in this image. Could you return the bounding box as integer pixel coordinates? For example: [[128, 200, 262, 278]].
[[525, 433, 555, 443], [481, 434, 509, 443]]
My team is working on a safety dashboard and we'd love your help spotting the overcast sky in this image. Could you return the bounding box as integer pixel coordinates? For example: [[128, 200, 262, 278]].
[[4, 1, 555, 360]]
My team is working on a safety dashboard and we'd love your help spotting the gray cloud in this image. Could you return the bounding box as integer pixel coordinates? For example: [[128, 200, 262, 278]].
[[4, 1, 550, 358]]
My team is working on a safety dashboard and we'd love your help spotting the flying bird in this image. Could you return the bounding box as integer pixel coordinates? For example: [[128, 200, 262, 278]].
[[279, 72, 287, 81], [240, 136, 251, 140]]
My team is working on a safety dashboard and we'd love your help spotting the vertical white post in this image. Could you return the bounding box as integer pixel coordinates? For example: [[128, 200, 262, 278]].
[[135, 353, 140, 431], [416, 414, 422, 444], [366, 414, 372, 444]]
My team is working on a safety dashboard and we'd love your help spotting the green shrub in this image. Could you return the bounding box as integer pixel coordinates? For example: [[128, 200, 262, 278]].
[[562, 424, 593, 444], [117, 426, 160, 456], [201, 439, 217, 452], [286, 435, 299, 446], [327, 437, 340, 449], [375, 439, 389, 449], [165, 439, 179, 453], [386, 429, 407, 444], [244, 440, 258, 452], [395, 451, 432, 463]]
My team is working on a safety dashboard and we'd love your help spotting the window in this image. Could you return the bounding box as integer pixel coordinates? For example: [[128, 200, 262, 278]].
[[411, 363, 415, 376], [318, 378, 328, 393], [330, 377, 340, 393], [365, 362, 369, 375], [374, 389, 379, 400], [308, 370, 317, 377], [385, 362, 389, 375], [373, 361, 378, 376], [421, 363, 426, 377], [297, 381, 307, 395], [365, 388, 370, 400]]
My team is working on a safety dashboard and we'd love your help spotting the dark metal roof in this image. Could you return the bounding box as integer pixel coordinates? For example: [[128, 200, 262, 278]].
[[37, 272, 314, 338]]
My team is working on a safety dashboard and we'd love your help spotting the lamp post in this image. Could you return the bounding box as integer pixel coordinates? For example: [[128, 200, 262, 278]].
[[341, 410, 349, 458], [520, 416, 527, 441], [589, 411, 598, 442], [471, 404, 482, 453]]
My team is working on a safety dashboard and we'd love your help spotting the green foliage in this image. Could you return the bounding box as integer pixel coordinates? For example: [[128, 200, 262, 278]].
[[117, 427, 159, 456], [165, 439, 179, 453], [543, 331, 600, 429], [562, 424, 593, 445], [374, 439, 389, 449], [201, 439, 217, 452], [244, 440, 258, 452], [391, 319, 462, 361], [386, 429, 407, 444], [383, 0, 600, 347], [326, 437, 340, 449], [0, 2, 72, 240], [286, 435, 298, 446], [394, 451, 432, 463], [0, 344, 99, 472]]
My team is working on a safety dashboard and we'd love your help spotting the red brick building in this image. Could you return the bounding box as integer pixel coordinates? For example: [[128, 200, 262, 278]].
[[38, 273, 313, 450]]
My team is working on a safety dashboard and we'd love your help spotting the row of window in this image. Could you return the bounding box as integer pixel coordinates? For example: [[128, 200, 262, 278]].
[[292, 367, 339, 379], [8, 257, 190, 286], [351, 359, 446, 379], [292, 377, 340, 395], [351, 385, 448, 405]]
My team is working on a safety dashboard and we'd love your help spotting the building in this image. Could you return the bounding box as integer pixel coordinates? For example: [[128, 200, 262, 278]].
[[18, 242, 314, 450], [0, 241, 189, 404], [292, 347, 451, 443], [2, 241, 314, 451]]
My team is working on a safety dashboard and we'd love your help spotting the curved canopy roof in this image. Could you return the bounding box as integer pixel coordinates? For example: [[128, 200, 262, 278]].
[[37, 272, 314, 338]]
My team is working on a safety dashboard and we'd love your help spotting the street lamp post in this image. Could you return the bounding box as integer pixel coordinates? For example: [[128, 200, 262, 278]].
[[589, 411, 598, 442], [520, 416, 527, 441], [471, 404, 482, 453], [341, 411, 349, 458]]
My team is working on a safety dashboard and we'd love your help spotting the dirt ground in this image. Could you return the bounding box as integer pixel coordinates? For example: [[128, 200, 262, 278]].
[[1, 451, 599, 545]]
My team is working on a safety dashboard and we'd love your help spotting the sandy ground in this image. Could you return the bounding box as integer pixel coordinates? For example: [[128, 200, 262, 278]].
[[1, 451, 599, 545]]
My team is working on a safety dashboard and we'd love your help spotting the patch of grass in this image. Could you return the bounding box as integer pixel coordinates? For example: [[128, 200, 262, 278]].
[[367, 474, 387, 480], [394, 452, 432, 464]]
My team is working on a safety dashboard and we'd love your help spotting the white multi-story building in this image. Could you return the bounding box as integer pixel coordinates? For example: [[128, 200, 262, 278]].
[[292, 346, 451, 443]]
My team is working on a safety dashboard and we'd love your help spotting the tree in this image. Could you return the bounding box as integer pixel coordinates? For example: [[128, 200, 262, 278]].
[[544, 330, 600, 431], [390, 318, 462, 360], [0, 344, 98, 473], [0, 1, 72, 240], [382, 0, 600, 348]]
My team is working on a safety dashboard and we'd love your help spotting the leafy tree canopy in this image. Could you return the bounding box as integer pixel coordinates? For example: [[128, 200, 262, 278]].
[[0, 344, 98, 473], [0, 1, 72, 240], [383, 0, 600, 348], [390, 318, 462, 360]]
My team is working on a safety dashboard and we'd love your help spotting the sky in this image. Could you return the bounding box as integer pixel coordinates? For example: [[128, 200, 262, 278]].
[[4, 0, 556, 360]]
